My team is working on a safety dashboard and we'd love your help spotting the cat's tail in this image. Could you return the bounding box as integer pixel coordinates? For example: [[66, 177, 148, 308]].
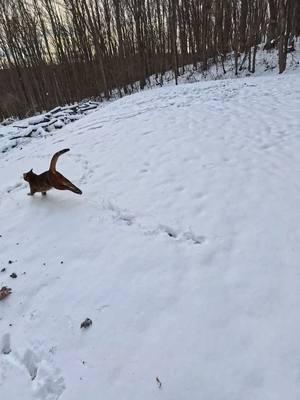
[[49, 148, 70, 173]]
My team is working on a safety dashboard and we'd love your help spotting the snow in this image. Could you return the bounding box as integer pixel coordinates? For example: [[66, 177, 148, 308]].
[[0, 101, 103, 154], [144, 41, 300, 87], [2, 42, 299, 156], [1, 62, 300, 399]]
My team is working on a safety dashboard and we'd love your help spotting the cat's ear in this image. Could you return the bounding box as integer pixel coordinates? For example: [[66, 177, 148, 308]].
[[30, 168, 33, 172]]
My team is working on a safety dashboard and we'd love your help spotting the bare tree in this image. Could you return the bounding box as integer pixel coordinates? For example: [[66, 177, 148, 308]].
[[0, 0, 298, 119]]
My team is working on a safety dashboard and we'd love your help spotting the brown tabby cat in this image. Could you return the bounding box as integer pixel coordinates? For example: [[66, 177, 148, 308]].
[[23, 149, 82, 196]]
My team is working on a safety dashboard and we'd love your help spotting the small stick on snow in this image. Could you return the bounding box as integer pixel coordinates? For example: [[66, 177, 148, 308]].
[[156, 377, 162, 389]]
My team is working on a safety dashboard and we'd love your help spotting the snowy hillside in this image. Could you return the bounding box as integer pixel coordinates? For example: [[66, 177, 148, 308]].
[[1, 42, 299, 156], [1, 68, 300, 400]]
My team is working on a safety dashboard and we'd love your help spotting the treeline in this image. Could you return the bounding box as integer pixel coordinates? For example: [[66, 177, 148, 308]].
[[0, 0, 299, 119]]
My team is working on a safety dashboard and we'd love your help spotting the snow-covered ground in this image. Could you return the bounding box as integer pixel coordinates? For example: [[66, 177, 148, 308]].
[[1, 41, 299, 155], [0, 101, 102, 155], [1, 65, 300, 399], [174, 40, 300, 83]]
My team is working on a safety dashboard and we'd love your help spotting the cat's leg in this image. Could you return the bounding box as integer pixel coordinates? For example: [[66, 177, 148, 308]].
[[60, 179, 82, 195], [27, 186, 35, 196]]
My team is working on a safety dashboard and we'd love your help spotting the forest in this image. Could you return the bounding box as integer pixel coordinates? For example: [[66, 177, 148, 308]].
[[0, 0, 299, 119]]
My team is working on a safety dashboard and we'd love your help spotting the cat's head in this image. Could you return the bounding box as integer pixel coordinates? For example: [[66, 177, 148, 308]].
[[23, 169, 33, 182]]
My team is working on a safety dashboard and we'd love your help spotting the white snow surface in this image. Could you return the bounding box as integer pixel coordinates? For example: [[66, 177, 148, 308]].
[[1, 70, 300, 400]]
